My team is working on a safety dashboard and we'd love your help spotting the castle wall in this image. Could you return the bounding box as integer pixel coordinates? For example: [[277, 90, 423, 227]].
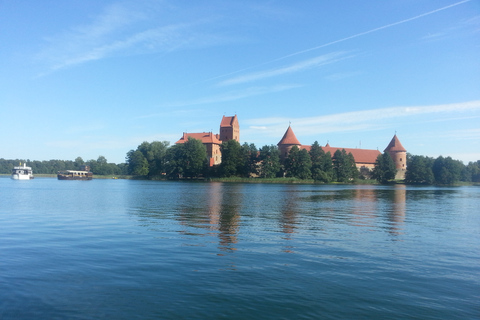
[[205, 143, 222, 166]]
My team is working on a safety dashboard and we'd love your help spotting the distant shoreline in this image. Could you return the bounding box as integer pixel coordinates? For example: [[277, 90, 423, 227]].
[[2, 174, 478, 186]]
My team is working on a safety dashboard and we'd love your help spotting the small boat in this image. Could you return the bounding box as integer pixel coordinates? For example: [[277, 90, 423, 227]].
[[11, 163, 34, 180], [57, 165, 93, 180]]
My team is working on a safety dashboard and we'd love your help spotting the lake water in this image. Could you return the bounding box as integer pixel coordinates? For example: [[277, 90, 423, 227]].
[[1, 177, 479, 319]]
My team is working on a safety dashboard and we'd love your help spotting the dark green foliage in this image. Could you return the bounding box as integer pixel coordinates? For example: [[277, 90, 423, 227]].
[[240, 143, 259, 177], [165, 138, 207, 178], [140, 141, 170, 176], [309, 142, 324, 170], [284, 145, 299, 177], [74, 157, 85, 169], [0, 157, 125, 175], [126, 141, 170, 177], [405, 154, 434, 184], [319, 151, 334, 182], [333, 149, 358, 182], [432, 156, 463, 185], [372, 151, 397, 183], [296, 149, 312, 179], [258, 145, 281, 178], [285, 146, 312, 179], [463, 160, 480, 182], [3, 141, 478, 184], [89, 156, 113, 175], [164, 144, 184, 178], [126, 150, 149, 176], [220, 140, 243, 177]]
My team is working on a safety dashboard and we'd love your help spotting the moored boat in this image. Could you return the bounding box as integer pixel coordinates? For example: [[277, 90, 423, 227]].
[[57, 165, 93, 180], [11, 163, 34, 180]]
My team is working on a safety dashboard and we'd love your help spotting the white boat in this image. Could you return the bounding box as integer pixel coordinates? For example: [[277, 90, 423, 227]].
[[11, 163, 34, 180]]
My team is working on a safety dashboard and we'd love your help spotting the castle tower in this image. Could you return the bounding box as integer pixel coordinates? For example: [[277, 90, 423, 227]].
[[277, 125, 302, 160], [384, 135, 407, 180], [219, 115, 240, 142]]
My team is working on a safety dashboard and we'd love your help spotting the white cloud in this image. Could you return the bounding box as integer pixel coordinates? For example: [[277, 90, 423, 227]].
[[137, 84, 302, 119], [244, 100, 480, 137], [35, 2, 225, 74], [218, 52, 352, 86], [441, 128, 480, 140]]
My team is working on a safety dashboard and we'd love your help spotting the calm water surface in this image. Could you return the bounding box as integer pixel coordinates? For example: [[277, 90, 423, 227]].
[[1, 178, 479, 319]]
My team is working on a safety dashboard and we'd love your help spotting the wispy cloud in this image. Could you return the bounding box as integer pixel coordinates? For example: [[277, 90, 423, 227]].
[[269, 0, 472, 62], [136, 84, 302, 119], [48, 24, 193, 72], [443, 128, 480, 140], [208, 0, 472, 84], [218, 52, 352, 86], [35, 2, 222, 74], [422, 14, 480, 42], [244, 100, 480, 137]]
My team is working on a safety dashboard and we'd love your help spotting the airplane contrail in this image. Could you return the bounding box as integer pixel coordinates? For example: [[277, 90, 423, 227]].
[[204, 0, 471, 83], [273, 0, 472, 62]]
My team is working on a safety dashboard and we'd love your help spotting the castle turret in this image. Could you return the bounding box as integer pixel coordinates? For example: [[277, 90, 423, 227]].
[[384, 135, 407, 180], [277, 125, 302, 160], [219, 115, 240, 142]]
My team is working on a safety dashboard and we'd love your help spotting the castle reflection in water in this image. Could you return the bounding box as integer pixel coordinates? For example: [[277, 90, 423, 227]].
[[168, 183, 407, 253]]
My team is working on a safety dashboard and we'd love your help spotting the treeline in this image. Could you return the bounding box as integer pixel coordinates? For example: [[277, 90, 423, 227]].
[[126, 139, 359, 182], [405, 154, 480, 184], [0, 156, 127, 175], [126, 138, 480, 185], [4, 140, 479, 185]]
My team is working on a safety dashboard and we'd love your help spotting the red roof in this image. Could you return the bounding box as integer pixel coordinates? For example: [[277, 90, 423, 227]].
[[384, 135, 406, 152], [220, 115, 238, 128], [175, 132, 221, 144], [278, 126, 301, 146], [302, 145, 380, 164]]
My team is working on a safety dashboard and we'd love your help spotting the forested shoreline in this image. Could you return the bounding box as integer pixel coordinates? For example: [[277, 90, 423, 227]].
[[0, 156, 127, 176], [124, 139, 480, 185], [2, 138, 479, 185]]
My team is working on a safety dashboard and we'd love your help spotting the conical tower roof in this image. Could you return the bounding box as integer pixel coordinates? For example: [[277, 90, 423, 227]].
[[278, 126, 301, 146], [384, 135, 406, 152]]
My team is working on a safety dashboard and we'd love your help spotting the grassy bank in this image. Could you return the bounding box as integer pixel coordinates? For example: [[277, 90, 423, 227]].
[[205, 177, 383, 185]]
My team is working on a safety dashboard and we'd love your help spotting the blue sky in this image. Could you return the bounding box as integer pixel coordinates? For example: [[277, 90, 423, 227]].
[[1, 0, 479, 164]]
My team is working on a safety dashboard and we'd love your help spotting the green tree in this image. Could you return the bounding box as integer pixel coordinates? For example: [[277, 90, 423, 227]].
[[333, 149, 357, 182], [93, 156, 111, 175], [309, 142, 323, 169], [240, 142, 258, 177], [309, 141, 333, 182], [220, 139, 243, 177], [320, 151, 334, 182], [165, 138, 207, 178], [149, 141, 169, 176], [464, 160, 480, 182], [165, 144, 184, 178], [372, 151, 397, 183], [74, 156, 85, 169], [126, 150, 149, 176], [405, 154, 434, 184], [285, 145, 300, 177], [183, 138, 207, 178], [258, 145, 281, 178], [285, 146, 312, 179], [128, 141, 169, 177], [432, 156, 463, 185], [296, 149, 312, 179]]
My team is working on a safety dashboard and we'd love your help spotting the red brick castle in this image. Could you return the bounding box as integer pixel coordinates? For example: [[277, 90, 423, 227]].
[[176, 115, 406, 179]]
